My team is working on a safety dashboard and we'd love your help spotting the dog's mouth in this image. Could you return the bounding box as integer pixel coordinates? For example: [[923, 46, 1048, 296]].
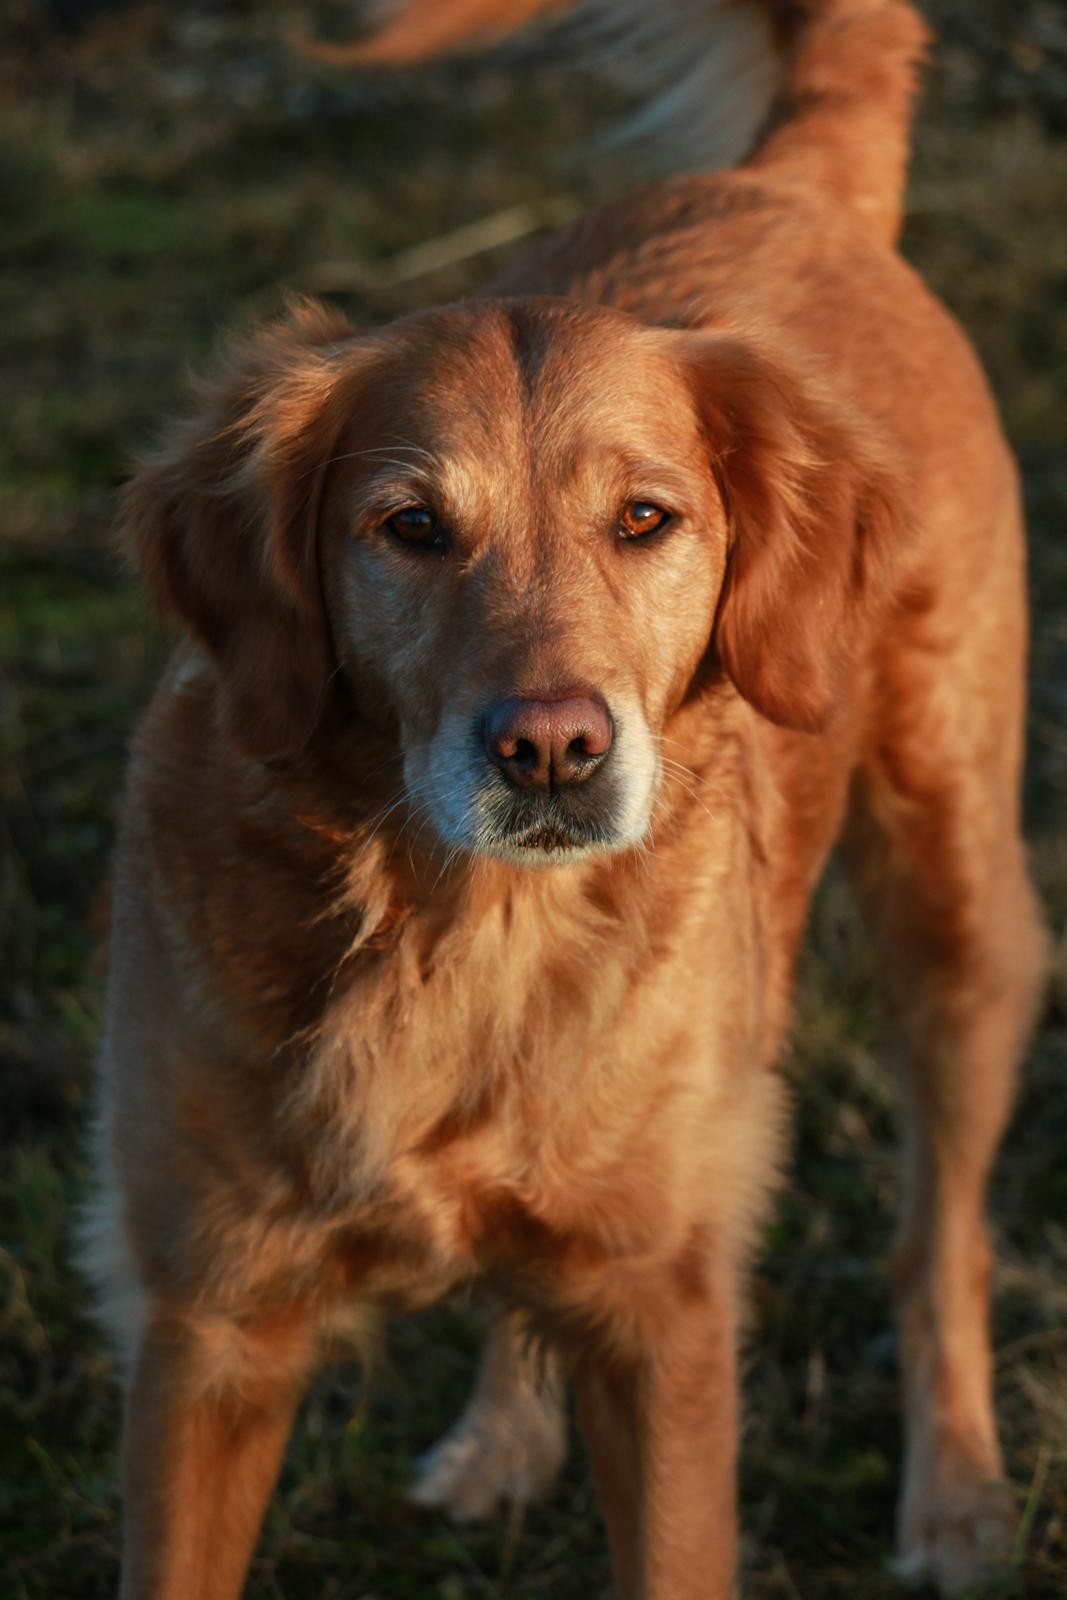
[[506, 820, 595, 854], [478, 788, 617, 860]]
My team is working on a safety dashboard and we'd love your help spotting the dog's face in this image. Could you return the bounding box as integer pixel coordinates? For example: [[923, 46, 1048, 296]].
[[127, 296, 899, 866], [319, 302, 726, 863]]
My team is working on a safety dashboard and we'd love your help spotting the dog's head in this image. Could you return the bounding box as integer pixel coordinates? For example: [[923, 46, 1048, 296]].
[[125, 297, 900, 865]]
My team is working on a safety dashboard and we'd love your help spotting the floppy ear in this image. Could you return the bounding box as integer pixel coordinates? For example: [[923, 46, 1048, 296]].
[[123, 299, 363, 763], [686, 333, 906, 732]]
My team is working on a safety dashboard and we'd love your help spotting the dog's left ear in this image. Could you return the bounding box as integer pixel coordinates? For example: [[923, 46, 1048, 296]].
[[684, 332, 906, 732], [122, 301, 368, 763]]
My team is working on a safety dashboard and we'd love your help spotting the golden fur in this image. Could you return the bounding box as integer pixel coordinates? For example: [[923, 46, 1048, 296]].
[[86, 3, 1049, 1596]]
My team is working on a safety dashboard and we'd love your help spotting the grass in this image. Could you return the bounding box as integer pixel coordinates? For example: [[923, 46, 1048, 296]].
[[1, 1, 1065, 1595]]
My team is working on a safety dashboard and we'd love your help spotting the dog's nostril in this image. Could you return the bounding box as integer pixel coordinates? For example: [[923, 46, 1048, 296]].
[[568, 735, 592, 761], [514, 737, 539, 769]]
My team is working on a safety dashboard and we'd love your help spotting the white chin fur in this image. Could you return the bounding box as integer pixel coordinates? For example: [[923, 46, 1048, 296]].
[[472, 835, 623, 869]]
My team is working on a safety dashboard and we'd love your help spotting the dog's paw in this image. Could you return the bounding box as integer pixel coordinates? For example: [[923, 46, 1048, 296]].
[[409, 1380, 566, 1521], [894, 1471, 1017, 1595]]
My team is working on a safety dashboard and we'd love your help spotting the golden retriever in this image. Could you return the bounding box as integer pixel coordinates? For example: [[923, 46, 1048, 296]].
[[84, 2, 1049, 1596]]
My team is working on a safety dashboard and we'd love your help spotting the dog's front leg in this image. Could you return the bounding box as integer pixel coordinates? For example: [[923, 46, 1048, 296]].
[[118, 1306, 313, 1600], [575, 1267, 740, 1600]]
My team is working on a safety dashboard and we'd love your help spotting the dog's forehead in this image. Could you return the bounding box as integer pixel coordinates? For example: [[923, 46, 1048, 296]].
[[363, 300, 696, 468]]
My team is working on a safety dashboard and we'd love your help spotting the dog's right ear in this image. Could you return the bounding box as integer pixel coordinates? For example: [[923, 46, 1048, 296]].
[[682, 330, 907, 733], [123, 301, 368, 764]]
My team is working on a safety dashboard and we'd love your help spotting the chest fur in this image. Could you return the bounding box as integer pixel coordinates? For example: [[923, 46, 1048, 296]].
[[291, 886, 728, 1307]]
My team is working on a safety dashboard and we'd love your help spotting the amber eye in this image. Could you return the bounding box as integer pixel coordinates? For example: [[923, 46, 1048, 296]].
[[384, 506, 448, 553], [619, 501, 671, 540]]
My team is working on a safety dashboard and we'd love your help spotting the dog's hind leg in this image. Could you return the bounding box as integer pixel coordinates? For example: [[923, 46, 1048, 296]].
[[409, 1310, 566, 1520], [843, 585, 1049, 1593]]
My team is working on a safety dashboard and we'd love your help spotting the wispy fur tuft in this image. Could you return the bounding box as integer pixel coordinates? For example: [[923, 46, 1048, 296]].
[[550, 0, 783, 175]]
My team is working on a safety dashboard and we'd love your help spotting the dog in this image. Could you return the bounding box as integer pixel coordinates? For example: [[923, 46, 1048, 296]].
[[84, 3, 1050, 1596]]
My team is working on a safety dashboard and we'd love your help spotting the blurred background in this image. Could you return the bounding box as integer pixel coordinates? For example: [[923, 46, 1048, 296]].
[[1, 2, 1065, 1595]]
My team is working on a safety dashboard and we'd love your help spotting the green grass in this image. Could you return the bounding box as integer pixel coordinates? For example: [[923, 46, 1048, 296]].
[[2, 2, 1065, 1595]]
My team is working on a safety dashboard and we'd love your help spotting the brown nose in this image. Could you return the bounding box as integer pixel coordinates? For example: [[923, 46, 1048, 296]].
[[482, 692, 613, 790]]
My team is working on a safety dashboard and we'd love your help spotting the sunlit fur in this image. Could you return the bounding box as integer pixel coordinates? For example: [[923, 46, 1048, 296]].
[[87, 6, 1050, 1600]]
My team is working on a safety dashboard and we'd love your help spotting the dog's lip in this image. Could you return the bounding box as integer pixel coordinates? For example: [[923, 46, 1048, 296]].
[[505, 822, 591, 852], [489, 790, 611, 853]]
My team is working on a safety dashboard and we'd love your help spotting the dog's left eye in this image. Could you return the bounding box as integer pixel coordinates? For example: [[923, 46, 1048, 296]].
[[619, 502, 672, 540], [384, 505, 449, 554]]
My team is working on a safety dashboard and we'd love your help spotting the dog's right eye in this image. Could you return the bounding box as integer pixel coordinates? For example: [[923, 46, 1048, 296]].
[[619, 501, 672, 540], [384, 506, 449, 554]]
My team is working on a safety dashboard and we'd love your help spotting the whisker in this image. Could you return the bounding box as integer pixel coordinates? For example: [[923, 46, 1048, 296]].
[[296, 442, 439, 482]]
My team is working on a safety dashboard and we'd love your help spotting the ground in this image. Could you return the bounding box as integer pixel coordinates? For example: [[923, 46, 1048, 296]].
[[1, 2, 1065, 1595]]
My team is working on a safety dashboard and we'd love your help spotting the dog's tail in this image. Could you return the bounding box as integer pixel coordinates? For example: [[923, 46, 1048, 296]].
[[303, 1, 929, 245], [745, 2, 930, 243]]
